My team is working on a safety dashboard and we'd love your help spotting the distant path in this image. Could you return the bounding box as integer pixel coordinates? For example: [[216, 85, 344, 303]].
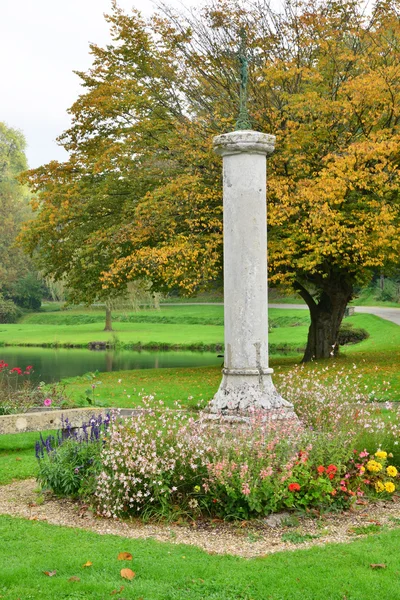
[[349, 306, 400, 326], [162, 303, 400, 327]]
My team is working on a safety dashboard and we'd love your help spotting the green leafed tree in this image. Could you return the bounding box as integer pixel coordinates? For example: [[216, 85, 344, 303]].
[[0, 122, 46, 312]]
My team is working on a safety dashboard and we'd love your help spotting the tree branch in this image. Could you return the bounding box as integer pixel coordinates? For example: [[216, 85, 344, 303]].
[[293, 281, 318, 315]]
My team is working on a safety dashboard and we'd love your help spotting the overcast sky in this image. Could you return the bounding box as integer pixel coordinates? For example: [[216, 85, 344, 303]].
[[0, 0, 195, 168]]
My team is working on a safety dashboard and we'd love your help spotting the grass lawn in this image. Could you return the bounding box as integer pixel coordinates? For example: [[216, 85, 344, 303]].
[[57, 313, 400, 407], [0, 306, 312, 351], [311, 314, 400, 400], [0, 431, 55, 485], [64, 365, 222, 409], [0, 321, 225, 349], [1, 304, 399, 600], [0, 515, 399, 599], [22, 304, 226, 326], [0, 310, 398, 410]]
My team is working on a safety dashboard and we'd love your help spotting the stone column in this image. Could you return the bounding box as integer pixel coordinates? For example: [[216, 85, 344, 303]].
[[208, 130, 295, 418]]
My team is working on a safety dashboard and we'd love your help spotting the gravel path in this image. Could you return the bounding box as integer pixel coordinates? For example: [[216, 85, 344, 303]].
[[1, 479, 400, 558]]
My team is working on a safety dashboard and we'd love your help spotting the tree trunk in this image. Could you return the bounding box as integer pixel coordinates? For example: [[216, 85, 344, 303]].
[[104, 304, 113, 331], [294, 279, 353, 362]]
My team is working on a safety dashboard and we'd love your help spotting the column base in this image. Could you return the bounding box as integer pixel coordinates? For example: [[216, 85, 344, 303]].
[[206, 368, 298, 420]]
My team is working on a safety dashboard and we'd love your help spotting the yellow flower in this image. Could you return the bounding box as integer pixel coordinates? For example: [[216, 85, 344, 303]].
[[367, 460, 383, 473], [385, 482, 396, 494], [375, 481, 385, 493], [359, 466, 365, 473], [194, 485, 201, 493], [375, 451, 387, 460], [386, 466, 398, 477]]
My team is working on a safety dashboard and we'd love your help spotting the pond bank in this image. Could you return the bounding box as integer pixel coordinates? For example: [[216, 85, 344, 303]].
[[0, 348, 225, 384], [0, 340, 224, 351]]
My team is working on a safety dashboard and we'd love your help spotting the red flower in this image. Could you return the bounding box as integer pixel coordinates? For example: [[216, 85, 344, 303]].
[[326, 464, 337, 474], [317, 465, 325, 474], [328, 473, 335, 480], [288, 483, 301, 492], [10, 367, 22, 375]]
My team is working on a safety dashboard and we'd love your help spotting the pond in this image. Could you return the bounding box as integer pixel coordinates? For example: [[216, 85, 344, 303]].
[[0, 347, 222, 384]]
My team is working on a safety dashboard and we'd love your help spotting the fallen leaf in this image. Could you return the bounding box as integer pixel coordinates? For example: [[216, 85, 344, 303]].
[[15, 457, 21, 461], [120, 568, 135, 581], [43, 570, 57, 577], [68, 576, 81, 582], [111, 586, 125, 595], [117, 552, 132, 561], [82, 561, 93, 568], [370, 563, 387, 569], [367, 520, 382, 525], [29, 516, 38, 521]]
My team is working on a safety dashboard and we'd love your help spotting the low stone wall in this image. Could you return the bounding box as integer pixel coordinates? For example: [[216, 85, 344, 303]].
[[0, 407, 109, 435]]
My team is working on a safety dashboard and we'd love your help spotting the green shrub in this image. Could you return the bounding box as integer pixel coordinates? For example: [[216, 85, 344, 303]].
[[376, 278, 400, 303], [37, 437, 102, 497], [8, 273, 45, 310], [0, 295, 22, 323], [36, 414, 110, 497], [338, 323, 369, 345]]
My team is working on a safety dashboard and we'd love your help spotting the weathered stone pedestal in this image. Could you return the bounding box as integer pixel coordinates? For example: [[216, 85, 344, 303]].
[[207, 130, 296, 420]]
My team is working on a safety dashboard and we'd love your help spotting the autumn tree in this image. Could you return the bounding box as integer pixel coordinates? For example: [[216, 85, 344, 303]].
[[20, 6, 222, 312], [20, 0, 400, 360]]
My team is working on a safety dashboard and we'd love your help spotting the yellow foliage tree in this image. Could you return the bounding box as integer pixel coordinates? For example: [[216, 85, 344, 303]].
[[20, 0, 400, 360]]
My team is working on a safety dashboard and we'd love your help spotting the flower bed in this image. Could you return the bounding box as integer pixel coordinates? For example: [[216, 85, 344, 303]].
[[35, 370, 400, 521]]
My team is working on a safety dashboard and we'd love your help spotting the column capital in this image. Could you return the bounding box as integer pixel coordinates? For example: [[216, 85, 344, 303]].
[[213, 130, 275, 157]]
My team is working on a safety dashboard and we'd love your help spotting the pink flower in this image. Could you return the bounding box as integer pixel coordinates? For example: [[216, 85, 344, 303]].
[[260, 467, 273, 479], [44, 398, 52, 407], [241, 483, 251, 496]]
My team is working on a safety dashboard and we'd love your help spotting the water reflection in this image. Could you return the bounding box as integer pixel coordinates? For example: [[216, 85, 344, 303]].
[[0, 347, 221, 384]]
